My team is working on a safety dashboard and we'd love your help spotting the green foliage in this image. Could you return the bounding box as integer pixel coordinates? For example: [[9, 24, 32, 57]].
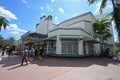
[[4, 37, 15, 47], [88, 0, 120, 43], [115, 42, 120, 52], [0, 35, 4, 47], [0, 36, 15, 48], [0, 16, 9, 31], [113, 3, 120, 42], [93, 18, 112, 42], [93, 18, 112, 54]]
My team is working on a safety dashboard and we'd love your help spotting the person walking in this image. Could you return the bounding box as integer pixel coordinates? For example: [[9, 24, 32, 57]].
[[21, 48, 29, 66], [29, 48, 35, 61], [1, 47, 5, 56]]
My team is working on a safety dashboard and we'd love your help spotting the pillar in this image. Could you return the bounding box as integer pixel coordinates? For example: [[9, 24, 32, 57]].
[[56, 35, 61, 54], [78, 39, 83, 55]]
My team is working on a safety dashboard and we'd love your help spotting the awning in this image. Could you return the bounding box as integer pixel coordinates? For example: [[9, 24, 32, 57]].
[[83, 37, 100, 43], [22, 32, 47, 42], [59, 35, 84, 39], [41, 36, 56, 41]]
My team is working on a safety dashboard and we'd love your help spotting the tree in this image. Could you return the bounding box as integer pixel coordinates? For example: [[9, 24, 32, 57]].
[[88, 0, 115, 12], [115, 42, 120, 52], [0, 35, 4, 47], [93, 18, 112, 54], [0, 16, 9, 31], [113, 3, 120, 42], [1, 37, 15, 48], [88, 0, 120, 43], [6, 37, 15, 46]]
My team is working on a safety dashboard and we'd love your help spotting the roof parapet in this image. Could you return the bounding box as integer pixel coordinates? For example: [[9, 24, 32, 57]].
[[40, 15, 46, 19]]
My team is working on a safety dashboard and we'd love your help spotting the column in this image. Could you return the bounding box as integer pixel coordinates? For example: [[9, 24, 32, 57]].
[[86, 42, 88, 54], [78, 39, 83, 55], [56, 35, 61, 54], [47, 41, 49, 54]]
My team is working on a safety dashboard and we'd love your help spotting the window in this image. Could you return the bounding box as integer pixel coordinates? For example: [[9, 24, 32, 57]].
[[62, 41, 78, 54], [83, 42, 86, 54], [48, 41, 56, 54]]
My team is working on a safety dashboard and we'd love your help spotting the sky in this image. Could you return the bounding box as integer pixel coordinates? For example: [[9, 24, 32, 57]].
[[0, 0, 118, 42]]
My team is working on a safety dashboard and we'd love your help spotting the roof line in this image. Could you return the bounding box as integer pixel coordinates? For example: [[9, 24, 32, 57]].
[[57, 11, 95, 26]]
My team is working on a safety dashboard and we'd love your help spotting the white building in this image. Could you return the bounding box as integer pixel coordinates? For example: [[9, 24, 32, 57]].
[[35, 12, 115, 57]]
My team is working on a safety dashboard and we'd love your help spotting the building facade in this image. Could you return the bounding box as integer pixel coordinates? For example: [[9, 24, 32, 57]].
[[20, 12, 115, 57], [35, 12, 115, 57]]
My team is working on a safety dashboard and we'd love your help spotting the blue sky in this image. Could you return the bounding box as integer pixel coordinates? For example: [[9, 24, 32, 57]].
[[0, 0, 118, 41]]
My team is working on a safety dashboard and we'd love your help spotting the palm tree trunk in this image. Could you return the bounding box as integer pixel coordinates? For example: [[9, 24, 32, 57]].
[[100, 35, 103, 54], [118, 29, 120, 43], [111, 0, 115, 8]]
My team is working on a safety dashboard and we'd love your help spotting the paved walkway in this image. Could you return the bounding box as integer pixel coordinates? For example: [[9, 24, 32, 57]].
[[0, 53, 120, 80]]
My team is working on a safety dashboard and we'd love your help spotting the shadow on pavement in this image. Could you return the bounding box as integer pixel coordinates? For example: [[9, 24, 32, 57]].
[[31, 56, 120, 67], [0, 55, 119, 69], [8, 65, 22, 70], [0, 55, 22, 68]]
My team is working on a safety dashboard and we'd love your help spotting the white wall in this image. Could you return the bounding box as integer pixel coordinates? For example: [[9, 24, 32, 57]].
[[58, 12, 95, 28], [36, 15, 53, 35], [36, 12, 104, 55], [66, 21, 85, 29], [36, 17, 48, 34], [48, 29, 92, 38], [84, 21, 93, 34], [94, 44, 101, 55]]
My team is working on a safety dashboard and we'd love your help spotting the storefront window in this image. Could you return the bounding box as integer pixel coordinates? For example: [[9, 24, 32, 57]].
[[62, 41, 78, 54], [48, 41, 56, 54]]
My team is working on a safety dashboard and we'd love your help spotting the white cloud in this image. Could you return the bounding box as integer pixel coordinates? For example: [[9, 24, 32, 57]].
[[59, 8, 64, 14], [94, 1, 101, 14], [0, 6, 17, 20], [55, 16, 59, 23], [41, 13, 45, 16], [10, 31, 19, 35], [108, 5, 112, 8], [7, 24, 27, 35], [40, 7, 44, 10], [55, 16, 58, 22], [51, 0, 56, 3], [22, 0, 27, 4], [46, 4, 53, 12]]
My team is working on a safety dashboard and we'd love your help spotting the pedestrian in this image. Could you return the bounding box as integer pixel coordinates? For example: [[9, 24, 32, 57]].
[[29, 48, 35, 61], [8, 48, 12, 57], [38, 47, 43, 60], [21, 48, 29, 66], [1, 47, 5, 56]]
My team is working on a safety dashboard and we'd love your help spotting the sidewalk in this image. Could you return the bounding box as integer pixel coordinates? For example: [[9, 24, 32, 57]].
[[0, 54, 120, 80]]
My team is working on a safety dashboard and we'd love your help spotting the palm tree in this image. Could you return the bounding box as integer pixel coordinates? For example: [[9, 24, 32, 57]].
[[88, 0, 115, 13], [0, 35, 4, 47], [0, 16, 9, 31], [113, 3, 120, 42], [88, 0, 120, 43], [93, 18, 112, 54]]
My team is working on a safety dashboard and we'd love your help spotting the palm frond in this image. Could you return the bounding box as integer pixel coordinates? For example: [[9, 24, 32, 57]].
[[93, 18, 112, 42], [88, 0, 98, 5], [0, 16, 9, 31], [99, 0, 107, 13]]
